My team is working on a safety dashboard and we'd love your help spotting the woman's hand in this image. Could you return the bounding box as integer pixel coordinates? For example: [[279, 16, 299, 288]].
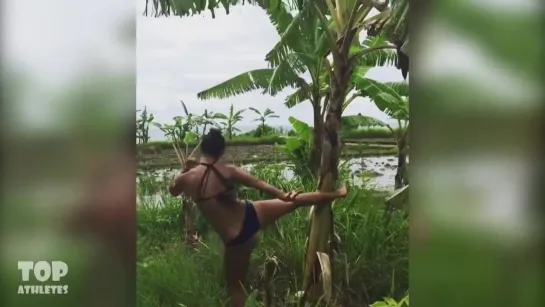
[[279, 190, 300, 202], [182, 159, 198, 173]]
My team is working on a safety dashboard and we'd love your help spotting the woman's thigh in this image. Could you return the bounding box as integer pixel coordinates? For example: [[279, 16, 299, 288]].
[[223, 235, 258, 286], [252, 199, 296, 228]]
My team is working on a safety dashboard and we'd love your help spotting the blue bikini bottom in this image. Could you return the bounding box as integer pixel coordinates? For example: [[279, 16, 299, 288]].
[[225, 201, 260, 246]]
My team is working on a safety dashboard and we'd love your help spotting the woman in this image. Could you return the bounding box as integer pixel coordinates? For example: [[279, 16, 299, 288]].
[[169, 128, 348, 307]]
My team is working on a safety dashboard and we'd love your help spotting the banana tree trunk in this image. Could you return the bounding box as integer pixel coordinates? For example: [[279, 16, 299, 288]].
[[302, 55, 353, 303], [311, 100, 324, 176], [394, 133, 408, 189], [394, 152, 406, 189]]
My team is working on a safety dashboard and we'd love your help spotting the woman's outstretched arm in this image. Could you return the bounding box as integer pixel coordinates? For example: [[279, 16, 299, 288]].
[[229, 165, 290, 200]]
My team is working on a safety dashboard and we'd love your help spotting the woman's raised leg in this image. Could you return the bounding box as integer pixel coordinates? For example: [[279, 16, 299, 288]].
[[253, 183, 348, 228]]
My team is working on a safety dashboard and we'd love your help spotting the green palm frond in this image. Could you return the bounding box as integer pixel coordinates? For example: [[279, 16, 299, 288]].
[[263, 108, 276, 117], [143, 0, 259, 18], [277, 52, 309, 81], [265, 12, 306, 67], [366, 0, 409, 49], [213, 113, 228, 120], [180, 100, 190, 115], [197, 69, 274, 100], [285, 87, 311, 108], [264, 1, 296, 37], [341, 114, 388, 129], [313, 21, 334, 58], [197, 55, 302, 100], [357, 81, 408, 98], [389, 0, 409, 43], [355, 77, 405, 101], [385, 81, 408, 96], [351, 35, 398, 67], [363, 0, 409, 79], [233, 109, 246, 118], [349, 66, 371, 83], [249, 107, 262, 115], [265, 3, 329, 68], [354, 77, 409, 120]]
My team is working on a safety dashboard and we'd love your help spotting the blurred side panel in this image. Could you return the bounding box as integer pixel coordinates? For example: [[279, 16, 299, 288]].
[[410, 0, 544, 307], [0, 1, 136, 307]]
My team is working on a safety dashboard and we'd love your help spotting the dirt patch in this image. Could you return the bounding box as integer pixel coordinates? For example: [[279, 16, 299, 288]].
[[138, 144, 397, 169]]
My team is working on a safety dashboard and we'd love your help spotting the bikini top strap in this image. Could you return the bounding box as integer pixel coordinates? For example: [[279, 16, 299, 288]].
[[207, 165, 233, 189], [197, 158, 233, 198], [197, 166, 212, 199]]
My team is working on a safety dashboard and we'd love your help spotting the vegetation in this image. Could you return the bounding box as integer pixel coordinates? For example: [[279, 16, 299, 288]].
[[137, 164, 408, 307], [248, 108, 280, 137], [136, 107, 401, 152], [215, 104, 246, 139], [137, 127, 398, 149], [136, 107, 154, 144], [351, 77, 409, 189]]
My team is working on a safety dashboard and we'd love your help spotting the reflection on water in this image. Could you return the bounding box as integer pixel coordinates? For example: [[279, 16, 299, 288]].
[[137, 156, 399, 205]]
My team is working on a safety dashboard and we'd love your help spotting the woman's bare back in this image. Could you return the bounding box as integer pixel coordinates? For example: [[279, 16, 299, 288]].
[[174, 163, 248, 242]]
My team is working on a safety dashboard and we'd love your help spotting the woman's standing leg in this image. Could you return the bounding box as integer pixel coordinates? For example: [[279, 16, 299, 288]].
[[223, 236, 257, 307]]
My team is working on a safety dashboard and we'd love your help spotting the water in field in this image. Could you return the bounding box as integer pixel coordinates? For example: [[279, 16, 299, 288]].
[[137, 155, 398, 205]]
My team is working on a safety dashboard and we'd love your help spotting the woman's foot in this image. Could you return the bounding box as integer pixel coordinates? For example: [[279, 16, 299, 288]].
[[337, 182, 348, 197]]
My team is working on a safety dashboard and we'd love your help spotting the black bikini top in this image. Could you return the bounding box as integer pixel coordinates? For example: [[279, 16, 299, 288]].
[[195, 160, 237, 203]]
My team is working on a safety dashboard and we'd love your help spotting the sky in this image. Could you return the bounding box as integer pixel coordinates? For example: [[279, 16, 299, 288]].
[[136, 4, 405, 140]]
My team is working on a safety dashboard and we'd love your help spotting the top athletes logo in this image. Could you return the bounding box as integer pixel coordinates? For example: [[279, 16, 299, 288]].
[[17, 261, 69, 295]]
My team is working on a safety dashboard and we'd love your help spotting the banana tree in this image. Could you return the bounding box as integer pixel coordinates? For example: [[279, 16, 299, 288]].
[[196, 2, 331, 173], [353, 77, 408, 189], [366, 0, 409, 79], [153, 101, 194, 154], [192, 109, 221, 136], [197, 3, 397, 176], [277, 1, 404, 302], [345, 78, 408, 189], [248, 107, 279, 135], [278, 116, 315, 179], [136, 107, 155, 144], [214, 104, 246, 139], [153, 100, 202, 248]]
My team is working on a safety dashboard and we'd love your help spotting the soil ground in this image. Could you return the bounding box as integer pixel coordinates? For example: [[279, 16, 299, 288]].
[[138, 141, 397, 169]]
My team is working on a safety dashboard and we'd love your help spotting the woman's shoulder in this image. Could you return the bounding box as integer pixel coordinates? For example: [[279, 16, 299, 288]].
[[219, 163, 239, 176]]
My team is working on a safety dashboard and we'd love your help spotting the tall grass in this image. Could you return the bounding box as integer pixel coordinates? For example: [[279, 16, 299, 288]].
[[137, 164, 408, 307]]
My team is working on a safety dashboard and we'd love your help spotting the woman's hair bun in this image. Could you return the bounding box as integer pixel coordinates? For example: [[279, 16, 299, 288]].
[[208, 128, 222, 137], [201, 127, 225, 158]]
